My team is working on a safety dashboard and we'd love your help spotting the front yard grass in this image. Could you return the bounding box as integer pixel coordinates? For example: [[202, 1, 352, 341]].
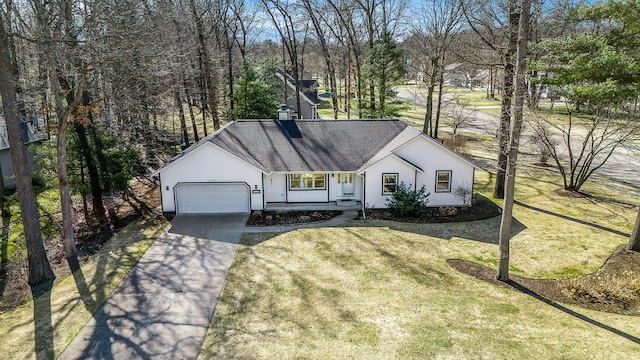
[[200, 169, 640, 359]]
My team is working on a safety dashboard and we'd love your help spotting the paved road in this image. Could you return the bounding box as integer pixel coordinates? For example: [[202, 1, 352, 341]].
[[396, 86, 640, 190], [59, 214, 249, 360]]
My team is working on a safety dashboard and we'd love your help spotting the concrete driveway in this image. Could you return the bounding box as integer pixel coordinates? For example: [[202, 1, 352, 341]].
[[59, 213, 249, 360]]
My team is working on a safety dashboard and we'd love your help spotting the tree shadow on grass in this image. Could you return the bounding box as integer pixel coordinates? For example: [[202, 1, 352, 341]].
[[507, 280, 640, 345], [449, 259, 640, 345], [31, 280, 54, 360], [514, 200, 630, 237], [344, 216, 527, 245]]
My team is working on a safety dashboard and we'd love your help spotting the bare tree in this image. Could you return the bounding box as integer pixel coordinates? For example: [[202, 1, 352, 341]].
[[0, 12, 55, 286], [190, 0, 220, 131], [414, 0, 465, 138], [260, 0, 303, 116], [462, 0, 519, 199], [32, 0, 90, 259], [497, 0, 531, 281], [302, 0, 340, 118], [327, 0, 366, 118], [443, 99, 475, 139], [530, 107, 640, 192]]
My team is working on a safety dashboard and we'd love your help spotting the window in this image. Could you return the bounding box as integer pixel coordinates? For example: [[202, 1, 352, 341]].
[[382, 173, 398, 195], [436, 171, 452, 192], [289, 173, 326, 190]]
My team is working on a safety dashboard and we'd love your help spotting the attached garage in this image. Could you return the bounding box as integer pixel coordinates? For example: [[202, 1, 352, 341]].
[[174, 183, 250, 214]]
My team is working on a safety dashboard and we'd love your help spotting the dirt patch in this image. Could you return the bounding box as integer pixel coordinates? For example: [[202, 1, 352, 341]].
[[247, 210, 342, 226], [533, 162, 554, 168], [448, 246, 640, 316], [554, 188, 590, 198], [0, 176, 160, 313], [361, 194, 500, 223]]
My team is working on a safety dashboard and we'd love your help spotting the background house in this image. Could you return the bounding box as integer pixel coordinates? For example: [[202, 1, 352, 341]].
[[0, 115, 45, 188], [276, 70, 319, 120]]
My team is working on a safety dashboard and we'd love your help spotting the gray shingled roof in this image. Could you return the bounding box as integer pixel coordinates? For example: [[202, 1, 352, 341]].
[[0, 115, 46, 150], [210, 119, 408, 172]]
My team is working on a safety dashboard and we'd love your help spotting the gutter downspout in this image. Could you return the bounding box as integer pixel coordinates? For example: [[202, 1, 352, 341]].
[[262, 173, 266, 210], [360, 173, 366, 219]]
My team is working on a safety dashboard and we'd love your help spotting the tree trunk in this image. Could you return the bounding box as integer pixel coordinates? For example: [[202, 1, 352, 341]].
[[293, 60, 302, 118], [88, 125, 110, 191], [356, 58, 363, 118], [74, 121, 106, 223], [629, 207, 640, 252], [282, 43, 288, 106], [423, 76, 436, 136], [301, 0, 338, 119], [57, 112, 78, 259], [79, 155, 90, 220], [0, 18, 55, 285], [226, 32, 234, 111], [175, 89, 189, 146], [198, 52, 209, 136], [347, 53, 352, 119], [497, 0, 531, 281], [189, 0, 219, 130], [493, 1, 520, 199], [184, 84, 199, 142], [434, 64, 445, 140], [368, 20, 375, 113], [78, 92, 106, 221]]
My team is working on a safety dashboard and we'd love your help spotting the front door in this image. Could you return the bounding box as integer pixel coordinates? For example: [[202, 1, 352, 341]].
[[339, 173, 355, 197]]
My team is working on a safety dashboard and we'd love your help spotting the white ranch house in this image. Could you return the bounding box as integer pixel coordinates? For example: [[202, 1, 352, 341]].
[[152, 118, 477, 214]]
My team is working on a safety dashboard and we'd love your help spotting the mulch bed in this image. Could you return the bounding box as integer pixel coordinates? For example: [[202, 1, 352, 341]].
[[247, 210, 343, 226], [448, 246, 640, 316], [361, 194, 500, 223]]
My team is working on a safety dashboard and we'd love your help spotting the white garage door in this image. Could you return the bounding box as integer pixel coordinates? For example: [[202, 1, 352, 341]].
[[175, 183, 250, 214]]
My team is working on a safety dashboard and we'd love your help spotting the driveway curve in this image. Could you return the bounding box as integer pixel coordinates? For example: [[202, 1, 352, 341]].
[[58, 214, 248, 360]]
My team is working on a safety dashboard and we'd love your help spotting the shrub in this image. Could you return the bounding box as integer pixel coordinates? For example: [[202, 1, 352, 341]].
[[453, 183, 473, 205], [385, 182, 430, 217], [562, 271, 640, 306]]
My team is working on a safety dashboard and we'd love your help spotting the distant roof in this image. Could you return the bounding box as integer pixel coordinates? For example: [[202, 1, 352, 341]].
[[0, 115, 46, 150], [211, 119, 408, 172]]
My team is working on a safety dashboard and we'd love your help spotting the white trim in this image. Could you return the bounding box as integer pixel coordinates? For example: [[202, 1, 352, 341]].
[[357, 153, 424, 174]]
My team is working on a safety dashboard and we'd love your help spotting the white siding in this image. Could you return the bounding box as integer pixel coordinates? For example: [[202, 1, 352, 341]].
[[363, 157, 419, 209], [393, 136, 475, 206], [159, 143, 264, 212]]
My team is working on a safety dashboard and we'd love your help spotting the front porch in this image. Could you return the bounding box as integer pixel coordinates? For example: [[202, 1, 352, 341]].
[[265, 200, 361, 211]]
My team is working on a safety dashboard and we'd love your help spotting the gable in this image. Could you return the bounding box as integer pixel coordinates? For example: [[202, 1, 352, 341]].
[[392, 134, 478, 171]]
